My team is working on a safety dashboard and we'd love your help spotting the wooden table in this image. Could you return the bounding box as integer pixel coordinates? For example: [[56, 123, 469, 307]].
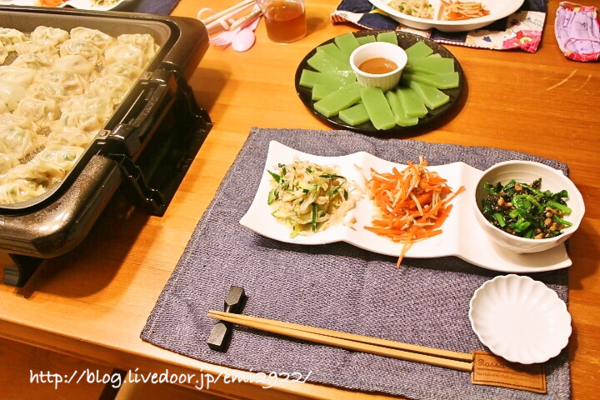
[[1, 1, 599, 399]]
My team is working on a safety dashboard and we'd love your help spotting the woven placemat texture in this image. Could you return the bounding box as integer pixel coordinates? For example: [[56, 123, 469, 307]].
[[141, 128, 571, 400], [120, 0, 180, 14]]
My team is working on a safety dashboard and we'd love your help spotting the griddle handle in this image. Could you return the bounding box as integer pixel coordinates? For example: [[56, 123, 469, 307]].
[[104, 68, 212, 216], [107, 76, 173, 159]]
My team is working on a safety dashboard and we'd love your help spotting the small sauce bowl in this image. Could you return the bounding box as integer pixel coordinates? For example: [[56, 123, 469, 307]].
[[349, 42, 408, 92]]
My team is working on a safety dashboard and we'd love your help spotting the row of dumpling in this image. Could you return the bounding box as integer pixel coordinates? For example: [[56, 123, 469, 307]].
[[0, 27, 158, 113], [0, 113, 99, 173], [0, 26, 158, 70], [0, 143, 84, 204], [0, 26, 159, 204]]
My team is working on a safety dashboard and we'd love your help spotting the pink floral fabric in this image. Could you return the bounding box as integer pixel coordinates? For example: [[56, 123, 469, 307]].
[[555, 2, 600, 61]]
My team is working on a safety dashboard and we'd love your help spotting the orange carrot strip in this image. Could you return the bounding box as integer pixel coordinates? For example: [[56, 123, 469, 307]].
[[365, 159, 464, 266], [397, 228, 415, 266]]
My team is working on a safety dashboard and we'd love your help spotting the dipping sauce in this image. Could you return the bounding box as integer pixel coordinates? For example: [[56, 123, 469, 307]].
[[263, 0, 307, 43], [358, 57, 398, 74]]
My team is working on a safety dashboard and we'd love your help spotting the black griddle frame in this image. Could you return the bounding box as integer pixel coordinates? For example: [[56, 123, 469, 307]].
[[102, 66, 213, 216]]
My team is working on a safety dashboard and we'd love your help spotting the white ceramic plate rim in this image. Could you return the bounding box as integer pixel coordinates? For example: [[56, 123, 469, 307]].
[[469, 274, 572, 364], [239, 141, 572, 273], [369, 0, 525, 31], [7, 0, 133, 11]]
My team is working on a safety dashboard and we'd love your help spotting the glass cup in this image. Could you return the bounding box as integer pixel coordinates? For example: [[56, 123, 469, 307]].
[[257, 0, 307, 43]]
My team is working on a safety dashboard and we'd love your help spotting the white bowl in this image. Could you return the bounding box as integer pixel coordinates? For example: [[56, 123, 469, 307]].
[[471, 160, 585, 254], [469, 274, 572, 364], [349, 42, 407, 92]]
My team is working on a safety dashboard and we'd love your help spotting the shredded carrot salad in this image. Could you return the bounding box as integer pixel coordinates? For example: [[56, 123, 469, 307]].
[[39, 0, 66, 6], [365, 156, 464, 266], [441, 0, 490, 21]]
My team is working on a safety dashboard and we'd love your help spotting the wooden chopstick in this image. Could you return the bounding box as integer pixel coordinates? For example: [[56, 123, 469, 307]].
[[208, 311, 473, 372], [209, 310, 472, 361], [201, 0, 256, 25], [228, 8, 262, 31]]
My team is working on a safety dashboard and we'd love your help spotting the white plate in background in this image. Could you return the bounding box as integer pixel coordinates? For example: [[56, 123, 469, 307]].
[[240, 141, 572, 273], [8, 0, 134, 11], [368, 0, 525, 32]]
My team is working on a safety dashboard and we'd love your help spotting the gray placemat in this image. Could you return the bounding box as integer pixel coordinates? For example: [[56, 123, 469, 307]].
[[128, 0, 180, 15], [141, 128, 571, 400]]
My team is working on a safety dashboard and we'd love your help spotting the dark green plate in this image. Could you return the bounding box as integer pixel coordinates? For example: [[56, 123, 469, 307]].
[[294, 30, 465, 134]]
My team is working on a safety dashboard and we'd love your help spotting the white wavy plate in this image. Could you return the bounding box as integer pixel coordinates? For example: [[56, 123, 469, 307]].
[[469, 274, 572, 364], [240, 141, 572, 273], [7, 0, 134, 11], [369, 0, 525, 32]]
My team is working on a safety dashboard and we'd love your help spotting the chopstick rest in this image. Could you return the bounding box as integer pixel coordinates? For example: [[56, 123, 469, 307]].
[[206, 286, 247, 352]]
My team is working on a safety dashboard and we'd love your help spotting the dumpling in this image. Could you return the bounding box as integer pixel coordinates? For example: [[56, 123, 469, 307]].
[[0, 79, 28, 112], [46, 126, 97, 148], [34, 71, 89, 97], [89, 74, 133, 105], [0, 153, 19, 175], [1, 162, 64, 188], [117, 34, 159, 60], [11, 52, 55, 70], [54, 109, 106, 133], [60, 94, 114, 118], [0, 113, 34, 130], [0, 179, 45, 204], [104, 43, 146, 68], [35, 144, 84, 170], [31, 26, 70, 46], [2, 145, 84, 188], [101, 62, 144, 81], [14, 96, 60, 127], [0, 124, 40, 159], [0, 66, 36, 88], [0, 27, 25, 49], [0, 42, 8, 65], [13, 40, 59, 59], [70, 27, 115, 52], [60, 39, 102, 65], [52, 55, 95, 77], [27, 81, 69, 105]]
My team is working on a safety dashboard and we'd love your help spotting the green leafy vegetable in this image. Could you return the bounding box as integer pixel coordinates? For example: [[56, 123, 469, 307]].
[[481, 178, 572, 239]]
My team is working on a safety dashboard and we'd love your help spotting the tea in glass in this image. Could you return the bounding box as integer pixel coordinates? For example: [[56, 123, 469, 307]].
[[259, 0, 307, 43]]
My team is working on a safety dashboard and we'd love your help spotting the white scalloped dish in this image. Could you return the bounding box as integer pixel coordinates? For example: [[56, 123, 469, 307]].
[[239, 141, 573, 273], [469, 275, 572, 364]]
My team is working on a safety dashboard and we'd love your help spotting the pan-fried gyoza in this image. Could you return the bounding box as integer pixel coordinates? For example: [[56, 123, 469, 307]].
[[0, 26, 159, 205]]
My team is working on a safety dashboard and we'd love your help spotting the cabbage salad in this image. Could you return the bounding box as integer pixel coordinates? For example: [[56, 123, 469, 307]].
[[267, 158, 358, 237], [388, 0, 434, 19]]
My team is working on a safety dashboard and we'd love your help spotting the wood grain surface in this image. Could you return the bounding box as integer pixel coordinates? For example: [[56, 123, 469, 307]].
[[1, 1, 599, 399]]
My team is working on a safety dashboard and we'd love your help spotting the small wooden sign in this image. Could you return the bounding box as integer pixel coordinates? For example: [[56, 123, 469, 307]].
[[471, 351, 546, 394]]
